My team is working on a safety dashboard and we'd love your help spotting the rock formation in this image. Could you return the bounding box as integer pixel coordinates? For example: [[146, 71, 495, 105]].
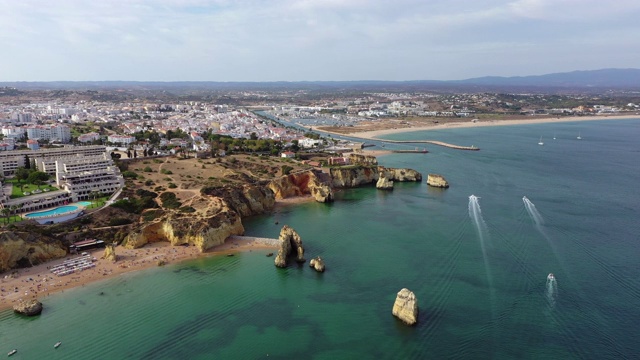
[[349, 153, 378, 166], [13, 299, 43, 316], [329, 166, 378, 187], [309, 256, 325, 272], [392, 288, 419, 326], [376, 172, 394, 190], [427, 174, 449, 188], [383, 168, 423, 182], [102, 244, 117, 262], [124, 184, 274, 253], [268, 171, 333, 203], [0, 230, 66, 273], [274, 225, 305, 268]]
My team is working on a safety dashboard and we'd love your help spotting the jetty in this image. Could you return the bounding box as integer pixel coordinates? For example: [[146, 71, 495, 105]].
[[380, 139, 479, 151]]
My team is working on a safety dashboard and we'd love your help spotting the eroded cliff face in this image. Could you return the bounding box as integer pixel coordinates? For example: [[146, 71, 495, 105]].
[[349, 153, 378, 166], [329, 166, 379, 188], [0, 230, 66, 273], [268, 171, 333, 203], [330, 166, 422, 188], [124, 184, 274, 252]]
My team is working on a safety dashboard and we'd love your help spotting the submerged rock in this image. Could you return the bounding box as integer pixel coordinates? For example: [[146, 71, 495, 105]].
[[309, 256, 325, 272], [13, 299, 43, 316], [392, 288, 419, 326], [427, 174, 449, 188], [274, 225, 305, 268]]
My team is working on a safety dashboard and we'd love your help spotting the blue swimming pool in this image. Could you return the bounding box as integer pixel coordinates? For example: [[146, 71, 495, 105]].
[[25, 205, 80, 218], [77, 201, 92, 206]]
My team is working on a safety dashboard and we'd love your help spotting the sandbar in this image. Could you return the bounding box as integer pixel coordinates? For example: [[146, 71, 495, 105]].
[[318, 114, 640, 140]]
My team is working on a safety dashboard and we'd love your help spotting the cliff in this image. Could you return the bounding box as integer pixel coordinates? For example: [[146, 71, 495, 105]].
[[0, 230, 66, 273], [123, 184, 274, 252], [376, 171, 394, 190], [349, 153, 378, 166], [330, 166, 422, 188], [268, 171, 333, 203]]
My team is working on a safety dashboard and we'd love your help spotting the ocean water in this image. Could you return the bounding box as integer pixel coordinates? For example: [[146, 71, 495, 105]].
[[1, 119, 639, 359]]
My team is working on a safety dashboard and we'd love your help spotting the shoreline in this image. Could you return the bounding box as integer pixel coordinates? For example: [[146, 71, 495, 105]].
[[0, 230, 283, 313], [316, 114, 640, 140]]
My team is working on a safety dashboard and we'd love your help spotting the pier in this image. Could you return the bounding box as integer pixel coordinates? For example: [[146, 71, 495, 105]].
[[381, 139, 479, 150]]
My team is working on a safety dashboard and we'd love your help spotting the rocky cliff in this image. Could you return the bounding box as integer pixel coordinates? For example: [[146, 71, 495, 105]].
[[123, 184, 275, 252], [349, 153, 378, 166], [13, 299, 43, 316], [376, 172, 394, 190], [330, 166, 422, 188], [268, 171, 333, 203], [0, 230, 66, 273]]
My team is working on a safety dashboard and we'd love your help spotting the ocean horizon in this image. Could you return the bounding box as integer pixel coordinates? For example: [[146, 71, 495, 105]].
[[2, 119, 639, 359]]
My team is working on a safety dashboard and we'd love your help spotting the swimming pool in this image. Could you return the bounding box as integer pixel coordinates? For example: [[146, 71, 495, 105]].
[[77, 201, 92, 207], [25, 205, 80, 218]]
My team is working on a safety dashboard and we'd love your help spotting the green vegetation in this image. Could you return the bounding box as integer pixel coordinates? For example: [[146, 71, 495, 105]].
[[122, 170, 138, 179], [159, 192, 181, 209]]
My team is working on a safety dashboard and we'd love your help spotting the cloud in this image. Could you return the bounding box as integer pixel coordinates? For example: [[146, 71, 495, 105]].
[[0, 0, 639, 80]]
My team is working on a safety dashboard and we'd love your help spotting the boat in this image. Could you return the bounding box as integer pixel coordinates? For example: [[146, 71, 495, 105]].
[[538, 136, 544, 146], [8, 349, 17, 356], [547, 273, 555, 281], [54, 341, 62, 348], [577, 132, 582, 140], [553, 133, 556, 140]]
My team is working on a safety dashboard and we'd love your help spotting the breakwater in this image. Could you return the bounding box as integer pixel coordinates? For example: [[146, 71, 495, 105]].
[[381, 139, 479, 150]]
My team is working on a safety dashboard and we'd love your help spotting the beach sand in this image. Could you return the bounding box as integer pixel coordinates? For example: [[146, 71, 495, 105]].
[[318, 114, 640, 140], [0, 236, 279, 312]]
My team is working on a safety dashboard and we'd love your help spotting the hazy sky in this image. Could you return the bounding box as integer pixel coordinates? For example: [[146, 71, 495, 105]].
[[1, 0, 639, 81]]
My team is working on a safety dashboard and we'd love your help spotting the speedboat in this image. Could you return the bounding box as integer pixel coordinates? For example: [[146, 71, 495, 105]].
[[8, 349, 17, 356], [54, 341, 62, 348], [547, 273, 555, 281]]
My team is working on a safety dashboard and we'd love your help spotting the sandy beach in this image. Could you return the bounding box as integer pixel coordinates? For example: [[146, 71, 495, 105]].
[[0, 235, 279, 312], [319, 114, 640, 140]]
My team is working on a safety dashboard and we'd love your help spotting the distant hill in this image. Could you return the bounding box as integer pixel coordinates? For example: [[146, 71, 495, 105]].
[[2, 69, 639, 93], [454, 68, 640, 88]]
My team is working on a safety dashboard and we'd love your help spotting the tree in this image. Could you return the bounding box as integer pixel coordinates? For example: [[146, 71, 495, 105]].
[[15, 167, 30, 185], [27, 171, 49, 189], [1, 208, 9, 225]]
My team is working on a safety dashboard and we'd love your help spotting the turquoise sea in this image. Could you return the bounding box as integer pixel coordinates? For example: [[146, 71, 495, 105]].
[[1, 119, 639, 359]]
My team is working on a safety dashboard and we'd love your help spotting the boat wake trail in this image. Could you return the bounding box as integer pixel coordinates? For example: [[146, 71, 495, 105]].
[[523, 196, 544, 230], [546, 275, 558, 309], [468, 195, 488, 242]]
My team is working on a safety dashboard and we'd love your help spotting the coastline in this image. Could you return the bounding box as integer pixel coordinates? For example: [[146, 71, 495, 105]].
[[317, 114, 640, 140], [0, 222, 285, 313]]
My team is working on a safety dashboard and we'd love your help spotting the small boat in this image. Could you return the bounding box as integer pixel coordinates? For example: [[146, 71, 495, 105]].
[[54, 341, 62, 348], [266, 253, 273, 257], [538, 137, 544, 146], [8, 349, 17, 356], [547, 273, 555, 281], [577, 132, 582, 140]]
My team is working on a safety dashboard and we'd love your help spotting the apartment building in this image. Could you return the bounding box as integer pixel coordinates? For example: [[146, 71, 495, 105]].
[[25, 124, 72, 143]]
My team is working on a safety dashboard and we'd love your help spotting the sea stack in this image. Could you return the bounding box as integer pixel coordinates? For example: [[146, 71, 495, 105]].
[[392, 288, 419, 326], [309, 256, 325, 272], [102, 243, 117, 262], [13, 299, 43, 316], [274, 225, 305, 268], [427, 174, 449, 188], [376, 172, 394, 190]]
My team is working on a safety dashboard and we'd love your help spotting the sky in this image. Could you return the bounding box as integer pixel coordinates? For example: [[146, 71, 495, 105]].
[[1, 0, 639, 82]]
